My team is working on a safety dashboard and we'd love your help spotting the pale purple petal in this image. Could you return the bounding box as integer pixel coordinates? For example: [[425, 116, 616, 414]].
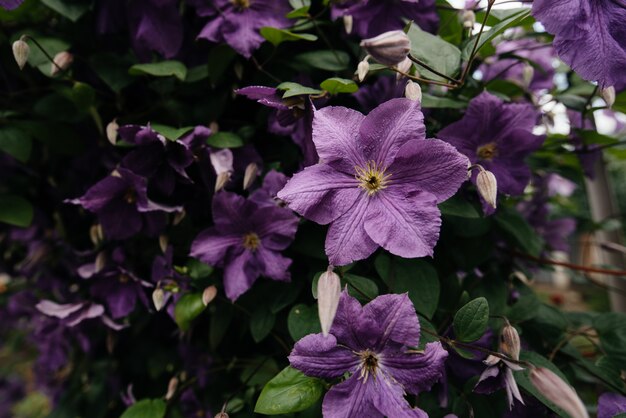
[[380, 341, 448, 394], [255, 246, 292, 282], [223, 250, 259, 301], [36, 301, 84, 319], [598, 392, 626, 418], [289, 333, 360, 379], [190, 229, 241, 267], [322, 375, 377, 418], [362, 293, 421, 349], [371, 373, 428, 418], [325, 198, 378, 266]]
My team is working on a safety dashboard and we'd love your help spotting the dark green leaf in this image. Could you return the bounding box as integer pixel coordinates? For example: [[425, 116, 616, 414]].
[[0, 127, 32, 162], [293, 50, 351, 71], [206, 132, 244, 148], [120, 399, 166, 418], [0, 195, 34, 227], [342, 274, 379, 302], [320, 78, 358, 95], [439, 195, 480, 218], [250, 307, 276, 343], [287, 304, 320, 341], [453, 297, 489, 342], [89, 53, 135, 92], [260, 27, 317, 46], [151, 124, 194, 141], [286, 6, 310, 18], [276, 82, 323, 98], [494, 208, 544, 257], [41, 0, 91, 21], [174, 293, 206, 331], [422, 94, 468, 109], [462, 9, 531, 60], [186, 258, 214, 280], [129, 61, 187, 81], [407, 24, 461, 81], [255, 367, 325, 415]]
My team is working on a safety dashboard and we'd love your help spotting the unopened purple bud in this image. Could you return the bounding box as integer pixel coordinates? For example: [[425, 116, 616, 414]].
[[165, 376, 178, 400], [360, 30, 411, 67], [530, 367, 589, 418], [405, 81, 422, 102], [317, 267, 342, 336], [357, 59, 369, 82], [343, 15, 353, 34]]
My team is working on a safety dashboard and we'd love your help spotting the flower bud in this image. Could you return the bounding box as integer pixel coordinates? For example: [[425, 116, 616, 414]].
[[214, 413, 229, 418], [602, 86, 615, 108], [405, 81, 422, 102], [500, 322, 520, 361], [215, 172, 231, 192], [476, 169, 497, 209], [360, 30, 411, 67], [51, 51, 73, 76], [202, 285, 218, 306], [12, 37, 30, 70], [522, 64, 534, 88], [159, 235, 168, 253], [530, 367, 589, 418], [165, 376, 178, 400], [243, 162, 258, 190], [173, 208, 186, 225], [95, 251, 107, 273], [106, 119, 119, 145], [357, 59, 369, 82], [89, 224, 104, 246], [317, 267, 342, 336], [152, 288, 165, 311], [461, 10, 476, 29], [343, 15, 353, 34]]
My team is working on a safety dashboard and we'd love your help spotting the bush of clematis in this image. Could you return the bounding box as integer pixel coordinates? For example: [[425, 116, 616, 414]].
[[2, 0, 626, 417]]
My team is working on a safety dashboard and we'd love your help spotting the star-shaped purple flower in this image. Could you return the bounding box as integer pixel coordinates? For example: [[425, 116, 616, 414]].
[[332, 0, 438, 38], [277, 98, 469, 266], [189, 191, 298, 301], [438, 92, 545, 198], [531, 0, 626, 90], [290, 291, 448, 418], [598, 392, 626, 418], [190, 0, 291, 58]]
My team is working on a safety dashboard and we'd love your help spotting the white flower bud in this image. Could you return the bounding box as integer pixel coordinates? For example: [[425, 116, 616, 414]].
[[152, 288, 166, 312], [396, 57, 412, 77], [530, 367, 589, 418], [106, 119, 119, 145], [522, 64, 534, 88], [159, 235, 168, 253], [500, 322, 520, 361], [476, 169, 497, 209], [51, 51, 73, 76], [12, 37, 30, 70], [357, 59, 369, 82], [317, 267, 342, 336], [95, 251, 107, 273], [214, 413, 229, 418], [360, 30, 411, 67], [202, 285, 218, 306], [165, 376, 178, 400], [461, 10, 476, 29], [405, 81, 422, 102], [89, 224, 104, 246], [173, 208, 186, 226], [243, 162, 258, 190], [602, 86, 615, 108], [215, 172, 231, 192], [343, 15, 353, 34]]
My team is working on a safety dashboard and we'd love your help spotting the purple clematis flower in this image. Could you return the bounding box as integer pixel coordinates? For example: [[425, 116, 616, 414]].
[[68, 168, 181, 240], [439, 92, 545, 198], [474, 354, 524, 409], [354, 75, 405, 113], [332, 0, 438, 38], [190, 0, 291, 58], [190, 191, 298, 301], [290, 291, 448, 418], [249, 169, 289, 208], [0, 0, 23, 9], [598, 392, 626, 418], [531, 0, 626, 90], [277, 98, 469, 266]]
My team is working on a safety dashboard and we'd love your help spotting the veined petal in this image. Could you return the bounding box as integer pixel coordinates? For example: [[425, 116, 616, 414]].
[[255, 246, 292, 282], [322, 374, 377, 418], [223, 250, 260, 301], [362, 293, 421, 349], [190, 228, 241, 267], [312, 106, 366, 172], [371, 372, 429, 418], [289, 333, 359, 379]]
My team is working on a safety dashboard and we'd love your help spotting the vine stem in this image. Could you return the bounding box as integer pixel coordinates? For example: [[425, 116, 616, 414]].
[[459, 0, 496, 84], [407, 54, 460, 85], [510, 249, 626, 277], [21, 35, 65, 74]]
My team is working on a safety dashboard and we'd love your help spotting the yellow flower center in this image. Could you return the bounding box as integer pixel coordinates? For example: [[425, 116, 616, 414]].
[[476, 142, 498, 161], [124, 188, 137, 204], [242, 232, 260, 251], [357, 349, 379, 381], [230, 0, 250, 9], [355, 161, 391, 196]]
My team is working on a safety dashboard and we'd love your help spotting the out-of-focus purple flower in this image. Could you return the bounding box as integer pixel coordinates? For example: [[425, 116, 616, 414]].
[[474, 354, 524, 409], [278, 98, 469, 265], [479, 39, 555, 91], [0, 377, 24, 418], [119, 124, 196, 197], [290, 291, 448, 418], [532, 0, 626, 90], [237, 86, 317, 166], [249, 169, 289, 207], [598, 392, 626, 418], [439, 92, 544, 201], [68, 168, 181, 240], [332, 0, 438, 38], [0, 0, 23, 10], [353, 76, 405, 113], [190, 0, 291, 58], [568, 110, 602, 179], [190, 191, 298, 301]]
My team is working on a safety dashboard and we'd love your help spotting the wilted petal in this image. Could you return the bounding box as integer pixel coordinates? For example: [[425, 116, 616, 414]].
[[289, 333, 359, 379]]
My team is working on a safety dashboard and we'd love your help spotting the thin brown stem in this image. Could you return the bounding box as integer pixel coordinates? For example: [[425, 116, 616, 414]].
[[22, 35, 65, 74], [460, 0, 495, 83], [392, 68, 459, 88], [407, 54, 460, 85]]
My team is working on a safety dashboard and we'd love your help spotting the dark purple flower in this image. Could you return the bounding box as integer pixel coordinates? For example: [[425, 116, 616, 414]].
[[191, 0, 291, 58], [127, 0, 183, 61], [532, 0, 626, 89], [0, 0, 23, 10], [0, 377, 24, 418], [332, 0, 438, 38], [277, 98, 469, 265], [479, 39, 555, 91], [190, 191, 298, 301], [68, 168, 181, 240], [439, 92, 545, 197], [598, 392, 626, 418], [249, 169, 289, 207], [353, 75, 405, 113], [290, 291, 448, 418]]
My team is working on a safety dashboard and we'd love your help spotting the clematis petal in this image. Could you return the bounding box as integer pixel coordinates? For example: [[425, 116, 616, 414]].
[[371, 373, 429, 418], [598, 392, 626, 418], [322, 374, 378, 418], [389, 138, 469, 203], [223, 250, 260, 301], [189, 228, 241, 267], [329, 291, 374, 350], [277, 164, 361, 225], [289, 333, 359, 379], [364, 188, 441, 258], [359, 98, 425, 167], [99, 200, 142, 240], [362, 293, 421, 349], [255, 246, 292, 282], [253, 206, 299, 251]]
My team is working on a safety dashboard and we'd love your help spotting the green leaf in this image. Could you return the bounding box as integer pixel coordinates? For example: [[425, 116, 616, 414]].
[[320, 78, 358, 95], [129, 61, 187, 81], [0, 127, 32, 162], [506, 294, 541, 323], [186, 258, 214, 280], [421, 94, 468, 109], [286, 6, 310, 18], [462, 9, 532, 60], [0, 195, 34, 227], [174, 293, 206, 331], [151, 124, 194, 141], [260, 27, 317, 46], [287, 304, 320, 341], [593, 313, 626, 364], [250, 307, 276, 343], [494, 208, 544, 257], [41, 0, 91, 21], [206, 132, 244, 148], [292, 50, 351, 71], [375, 255, 440, 319], [255, 367, 325, 415], [439, 195, 480, 218], [453, 297, 489, 342], [25, 37, 70, 76], [276, 82, 324, 98], [120, 399, 166, 418], [406, 24, 461, 81], [90, 53, 135, 92]]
